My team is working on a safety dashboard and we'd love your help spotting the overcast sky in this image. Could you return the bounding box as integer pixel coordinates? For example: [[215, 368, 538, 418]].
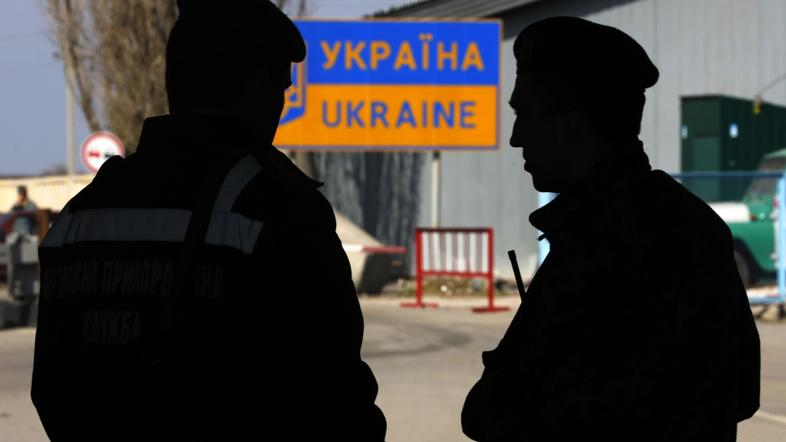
[[0, 0, 402, 176]]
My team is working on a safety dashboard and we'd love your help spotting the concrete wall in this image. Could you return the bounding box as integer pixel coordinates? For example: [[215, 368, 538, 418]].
[[0, 175, 91, 212], [411, 0, 786, 280]]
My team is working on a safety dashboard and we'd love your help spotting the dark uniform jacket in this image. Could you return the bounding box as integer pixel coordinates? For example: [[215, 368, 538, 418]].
[[32, 115, 386, 441], [463, 142, 760, 441]]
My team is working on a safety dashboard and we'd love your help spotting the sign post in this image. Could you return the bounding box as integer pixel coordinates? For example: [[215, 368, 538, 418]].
[[432, 151, 441, 227], [81, 132, 125, 173]]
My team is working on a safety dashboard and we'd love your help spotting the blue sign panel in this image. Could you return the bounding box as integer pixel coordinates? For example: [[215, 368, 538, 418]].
[[297, 21, 499, 85]]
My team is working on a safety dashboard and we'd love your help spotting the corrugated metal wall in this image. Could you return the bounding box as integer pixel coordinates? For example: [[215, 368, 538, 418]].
[[407, 0, 786, 280]]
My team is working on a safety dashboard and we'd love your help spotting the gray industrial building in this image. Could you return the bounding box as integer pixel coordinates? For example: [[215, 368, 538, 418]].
[[315, 0, 786, 281]]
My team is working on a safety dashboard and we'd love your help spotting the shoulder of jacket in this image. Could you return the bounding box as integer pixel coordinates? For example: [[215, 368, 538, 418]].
[[256, 147, 322, 193], [283, 186, 337, 232], [94, 155, 126, 181], [237, 152, 335, 231], [630, 172, 733, 258], [68, 155, 128, 210]]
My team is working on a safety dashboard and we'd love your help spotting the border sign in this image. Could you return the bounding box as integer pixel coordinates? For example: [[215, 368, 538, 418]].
[[274, 19, 501, 151], [81, 131, 125, 173]]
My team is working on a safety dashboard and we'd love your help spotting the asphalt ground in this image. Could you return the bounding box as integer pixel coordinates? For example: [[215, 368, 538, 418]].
[[0, 295, 784, 441], [362, 296, 786, 441]]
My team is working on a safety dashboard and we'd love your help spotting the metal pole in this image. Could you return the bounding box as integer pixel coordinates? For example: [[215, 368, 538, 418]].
[[778, 174, 786, 304], [65, 73, 76, 181], [415, 230, 424, 307], [487, 228, 494, 309], [431, 151, 441, 227], [401, 228, 438, 309], [471, 228, 509, 313]]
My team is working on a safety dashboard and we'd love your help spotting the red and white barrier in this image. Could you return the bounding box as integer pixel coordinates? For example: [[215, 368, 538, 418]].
[[402, 227, 509, 312]]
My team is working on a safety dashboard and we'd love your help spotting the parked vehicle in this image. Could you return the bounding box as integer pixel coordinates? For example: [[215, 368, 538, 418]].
[[708, 149, 786, 287], [0, 209, 57, 281]]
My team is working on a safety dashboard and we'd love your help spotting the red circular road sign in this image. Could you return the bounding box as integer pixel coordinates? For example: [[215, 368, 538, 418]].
[[81, 132, 125, 173]]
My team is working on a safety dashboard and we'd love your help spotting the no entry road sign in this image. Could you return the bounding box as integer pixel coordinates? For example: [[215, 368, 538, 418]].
[[81, 132, 125, 173], [274, 19, 501, 151]]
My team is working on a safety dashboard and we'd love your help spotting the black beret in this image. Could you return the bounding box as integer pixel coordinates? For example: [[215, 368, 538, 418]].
[[172, 0, 306, 64], [514, 16, 658, 91]]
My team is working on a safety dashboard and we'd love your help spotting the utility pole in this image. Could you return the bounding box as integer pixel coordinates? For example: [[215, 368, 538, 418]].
[[65, 66, 76, 182]]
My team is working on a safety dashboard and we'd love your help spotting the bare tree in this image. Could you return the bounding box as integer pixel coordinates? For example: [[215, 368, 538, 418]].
[[42, 0, 311, 155], [42, 1, 177, 155], [276, 0, 311, 17]]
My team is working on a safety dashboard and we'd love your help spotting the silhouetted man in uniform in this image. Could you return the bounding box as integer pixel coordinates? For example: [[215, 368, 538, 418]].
[[32, 1, 386, 440], [462, 17, 759, 441]]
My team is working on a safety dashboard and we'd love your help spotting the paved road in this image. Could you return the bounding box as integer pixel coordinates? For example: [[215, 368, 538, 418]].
[[362, 297, 786, 441], [0, 296, 784, 441], [0, 327, 42, 442]]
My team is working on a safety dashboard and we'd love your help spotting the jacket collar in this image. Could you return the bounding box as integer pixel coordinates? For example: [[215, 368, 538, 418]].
[[135, 114, 323, 190], [136, 114, 263, 156], [529, 140, 653, 243]]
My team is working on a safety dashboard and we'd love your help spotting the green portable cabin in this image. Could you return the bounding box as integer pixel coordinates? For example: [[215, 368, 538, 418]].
[[681, 95, 786, 201]]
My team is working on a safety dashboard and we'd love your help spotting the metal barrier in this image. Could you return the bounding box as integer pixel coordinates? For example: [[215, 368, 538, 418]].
[[403, 227, 509, 313], [672, 171, 786, 306]]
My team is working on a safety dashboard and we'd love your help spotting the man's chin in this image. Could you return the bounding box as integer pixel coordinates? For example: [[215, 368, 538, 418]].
[[530, 175, 559, 193], [533, 182, 549, 192]]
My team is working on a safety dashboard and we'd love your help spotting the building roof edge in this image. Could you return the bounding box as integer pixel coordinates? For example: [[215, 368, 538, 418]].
[[369, 0, 544, 18]]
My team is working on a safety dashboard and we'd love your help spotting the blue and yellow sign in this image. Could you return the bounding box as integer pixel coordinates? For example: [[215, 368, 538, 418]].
[[274, 20, 501, 151]]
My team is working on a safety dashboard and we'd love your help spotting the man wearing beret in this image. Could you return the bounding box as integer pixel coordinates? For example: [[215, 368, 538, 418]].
[[462, 17, 759, 441], [32, 1, 386, 440]]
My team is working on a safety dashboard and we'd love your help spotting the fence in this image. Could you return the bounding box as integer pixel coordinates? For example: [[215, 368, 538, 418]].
[[403, 227, 509, 312]]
